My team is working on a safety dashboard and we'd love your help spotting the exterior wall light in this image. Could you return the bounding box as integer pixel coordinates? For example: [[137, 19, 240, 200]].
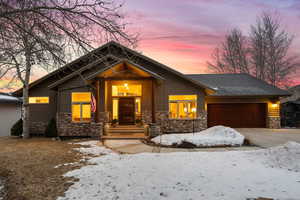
[[271, 103, 278, 108]]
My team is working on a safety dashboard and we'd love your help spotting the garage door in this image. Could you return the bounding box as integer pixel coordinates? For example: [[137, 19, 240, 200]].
[[207, 103, 267, 128]]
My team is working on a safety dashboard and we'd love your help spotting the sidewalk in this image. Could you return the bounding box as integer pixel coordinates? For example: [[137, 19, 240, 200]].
[[103, 139, 260, 154]]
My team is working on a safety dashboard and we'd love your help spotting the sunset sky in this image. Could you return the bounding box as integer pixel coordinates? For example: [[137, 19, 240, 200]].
[[122, 0, 300, 85], [1, 0, 300, 92]]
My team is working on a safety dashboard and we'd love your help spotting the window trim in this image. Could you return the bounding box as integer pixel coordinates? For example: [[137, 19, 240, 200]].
[[71, 92, 91, 123], [168, 95, 197, 119], [29, 96, 49, 104]]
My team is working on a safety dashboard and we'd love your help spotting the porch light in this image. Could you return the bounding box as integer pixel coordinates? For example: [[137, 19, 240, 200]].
[[271, 103, 278, 108], [191, 107, 196, 112]]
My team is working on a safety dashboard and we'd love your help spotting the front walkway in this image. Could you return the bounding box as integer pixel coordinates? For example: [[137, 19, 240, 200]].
[[103, 139, 259, 154], [237, 128, 300, 148]]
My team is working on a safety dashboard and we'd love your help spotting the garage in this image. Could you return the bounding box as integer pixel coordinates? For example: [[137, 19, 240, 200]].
[[207, 103, 267, 128]]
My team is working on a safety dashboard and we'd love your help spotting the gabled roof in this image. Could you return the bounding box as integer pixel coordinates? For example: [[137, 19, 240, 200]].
[[85, 59, 166, 81], [186, 73, 291, 97], [14, 41, 215, 95]]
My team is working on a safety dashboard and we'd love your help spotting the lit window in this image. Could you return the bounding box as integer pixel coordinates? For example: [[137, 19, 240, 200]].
[[169, 95, 197, 119], [135, 97, 141, 120], [72, 92, 91, 122], [112, 84, 141, 96], [29, 97, 49, 104], [112, 98, 119, 120]]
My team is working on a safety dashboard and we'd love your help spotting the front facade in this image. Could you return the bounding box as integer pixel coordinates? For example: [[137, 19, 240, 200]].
[[13, 41, 290, 138]]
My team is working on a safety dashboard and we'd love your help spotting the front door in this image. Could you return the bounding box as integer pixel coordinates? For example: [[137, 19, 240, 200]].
[[118, 97, 135, 125]]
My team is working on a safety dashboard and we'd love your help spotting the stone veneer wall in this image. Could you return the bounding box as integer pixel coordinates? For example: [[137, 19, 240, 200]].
[[154, 110, 207, 134], [29, 121, 47, 135], [57, 112, 103, 138], [267, 116, 281, 129], [142, 110, 152, 124]]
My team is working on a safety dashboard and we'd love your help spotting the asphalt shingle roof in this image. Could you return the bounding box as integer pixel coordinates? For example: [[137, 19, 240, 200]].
[[186, 73, 290, 96]]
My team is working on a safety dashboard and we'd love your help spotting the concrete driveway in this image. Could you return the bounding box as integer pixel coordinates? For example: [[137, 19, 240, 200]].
[[236, 128, 300, 148]]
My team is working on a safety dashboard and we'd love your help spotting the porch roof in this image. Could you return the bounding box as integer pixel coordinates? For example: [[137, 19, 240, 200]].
[[85, 59, 166, 81]]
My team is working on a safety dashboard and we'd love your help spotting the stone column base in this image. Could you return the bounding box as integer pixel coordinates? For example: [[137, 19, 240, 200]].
[[267, 116, 281, 129]]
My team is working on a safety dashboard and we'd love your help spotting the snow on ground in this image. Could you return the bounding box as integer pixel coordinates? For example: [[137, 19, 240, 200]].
[[151, 126, 244, 147], [72, 140, 115, 156], [250, 141, 300, 172], [58, 142, 300, 200]]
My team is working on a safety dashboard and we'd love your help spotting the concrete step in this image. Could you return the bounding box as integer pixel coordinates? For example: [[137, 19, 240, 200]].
[[107, 129, 145, 134]]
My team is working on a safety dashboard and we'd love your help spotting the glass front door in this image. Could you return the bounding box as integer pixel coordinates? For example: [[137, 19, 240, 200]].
[[112, 83, 142, 124], [118, 97, 135, 125]]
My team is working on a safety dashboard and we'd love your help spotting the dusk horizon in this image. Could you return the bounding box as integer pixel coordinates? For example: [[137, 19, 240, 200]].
[[1, 0, 300, 92], [123, 0, 300, 85]]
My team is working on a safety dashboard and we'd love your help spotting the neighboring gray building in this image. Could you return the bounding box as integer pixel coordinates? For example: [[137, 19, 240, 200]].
[[0, 93, 21, 136]]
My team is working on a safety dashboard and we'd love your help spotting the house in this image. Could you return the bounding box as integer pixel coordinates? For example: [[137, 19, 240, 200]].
[[281, 85, 300, 128], [0, 93, 22, 136], [13, 41, 290, 138]]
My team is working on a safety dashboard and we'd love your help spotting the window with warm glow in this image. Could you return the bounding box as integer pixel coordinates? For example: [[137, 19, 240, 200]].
[[169, 95, 197, 119], [112, 84, 141, 96], [29, 97, 49, 104], [112, 98, 119, 120], [135, 97, 141, 119], [71, 92, 91, 122]]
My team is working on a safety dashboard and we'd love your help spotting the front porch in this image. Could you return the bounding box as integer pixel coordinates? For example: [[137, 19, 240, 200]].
[[102, 125, 148, 139], [90, 60, 161, 139]]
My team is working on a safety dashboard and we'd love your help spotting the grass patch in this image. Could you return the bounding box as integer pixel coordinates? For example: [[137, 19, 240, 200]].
[[0, 137, 86, 200]]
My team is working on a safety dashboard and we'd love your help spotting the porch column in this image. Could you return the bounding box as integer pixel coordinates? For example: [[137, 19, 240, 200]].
[[152, 80, 156, 123], [95, 79, 100, 122]]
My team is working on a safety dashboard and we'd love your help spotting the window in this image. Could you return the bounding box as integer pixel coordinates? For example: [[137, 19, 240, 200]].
[[112, 84, 142, 96], [112, 98, 119, 120], [169, 95, 197, 119], [135, 97, 141, 120], [72, 92, 91, 122], [29, 97, 49, 104]]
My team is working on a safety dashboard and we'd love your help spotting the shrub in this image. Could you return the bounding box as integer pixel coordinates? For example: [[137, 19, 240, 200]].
[[11, 119, 23, 137], [45, 118, 58, 137]]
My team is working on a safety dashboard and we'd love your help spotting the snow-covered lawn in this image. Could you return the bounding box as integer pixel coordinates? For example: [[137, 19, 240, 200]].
[[151, 126, 245, 147], [57, 141, 300, 200], [73, 141, 115, 156]]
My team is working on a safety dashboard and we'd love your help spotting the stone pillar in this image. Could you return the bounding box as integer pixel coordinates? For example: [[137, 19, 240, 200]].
[[267, 116, 281, 129], [142, 110, 152, 124]]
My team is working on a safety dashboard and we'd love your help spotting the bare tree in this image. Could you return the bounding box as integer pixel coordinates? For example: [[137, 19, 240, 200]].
[[209, 12, 299, 88], [250, 12, 298, 86], [0, 0, 137, 138], [208, 28, 250, 73]]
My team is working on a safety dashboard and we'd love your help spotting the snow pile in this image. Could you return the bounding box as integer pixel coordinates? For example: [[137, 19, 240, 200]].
[[58, 143, 300, 200], [151, 126, 245, 147], [251, 141, 300, 172], [73, 140, 115, 156]]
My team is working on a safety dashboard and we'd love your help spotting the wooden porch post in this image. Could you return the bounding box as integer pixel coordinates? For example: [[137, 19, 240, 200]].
[[152, 79, 156, 123], [95, 79, 100, 122]]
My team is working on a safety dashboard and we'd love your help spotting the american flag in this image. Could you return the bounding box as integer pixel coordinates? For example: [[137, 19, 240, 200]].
[[91, 94, 96, 113]]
